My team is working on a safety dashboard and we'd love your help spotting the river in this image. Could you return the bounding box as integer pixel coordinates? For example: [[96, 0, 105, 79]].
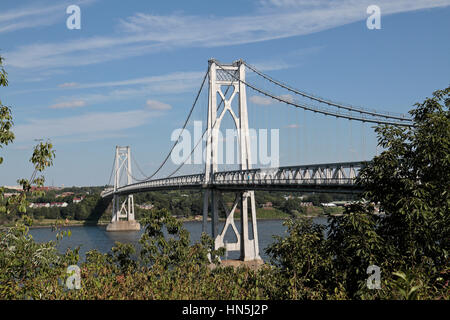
[[29, 217, 328, 262]]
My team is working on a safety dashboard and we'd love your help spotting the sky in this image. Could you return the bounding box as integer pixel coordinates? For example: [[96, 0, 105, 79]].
[[0, 0, 449, 187]]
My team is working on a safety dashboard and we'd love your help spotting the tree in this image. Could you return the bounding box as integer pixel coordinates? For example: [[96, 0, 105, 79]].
[[357, 86, 449, 270], [282, 198, 302, 214], [267, 86, 449, 299], [0, 56, 14, 169], [0, 54, 55, 221], [75, 204, 89, 220], [266, 218, 333, 299], [307, 193, 332, 206]]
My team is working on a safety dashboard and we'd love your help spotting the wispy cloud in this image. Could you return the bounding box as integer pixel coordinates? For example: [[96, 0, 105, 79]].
[[5, 0, 449, 70], [250, 94, 294, 105], [9, 70, 205, 99], [58, 82, 79, 88], [65, 71, 204, 90], [51, 80, 201, 107], [49, 100, 86, 109], [13, 109, 160, 143], [146, 100, 172, 110], [0, 3, 64, 34], [250, 95, 273, 106]]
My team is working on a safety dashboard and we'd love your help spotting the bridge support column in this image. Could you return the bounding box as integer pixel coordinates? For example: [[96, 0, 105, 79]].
[[107, 146, 140, 232], [206, 190, 261, 261], [203, 59, 261, 263], [202, 189, 220, 239], [239, 190, 260, 261]]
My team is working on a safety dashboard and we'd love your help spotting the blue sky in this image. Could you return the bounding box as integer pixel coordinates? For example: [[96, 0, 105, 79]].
[[1, 0, 449, 187]]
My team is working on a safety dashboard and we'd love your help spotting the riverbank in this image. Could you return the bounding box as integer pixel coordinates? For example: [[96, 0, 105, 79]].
[[26, 219, 109, 229], [26, 214, 339, 229], [7, 206, 344, 229]]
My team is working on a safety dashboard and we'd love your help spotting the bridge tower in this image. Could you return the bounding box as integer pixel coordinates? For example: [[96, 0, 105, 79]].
[[203, 59, 261, 262], [106, 146, 141, 232]]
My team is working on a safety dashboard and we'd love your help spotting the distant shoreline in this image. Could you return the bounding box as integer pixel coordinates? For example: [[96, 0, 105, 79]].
[[23, 214, 338, 229]]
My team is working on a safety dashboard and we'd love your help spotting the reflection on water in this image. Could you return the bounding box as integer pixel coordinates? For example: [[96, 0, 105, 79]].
[[29, 217, 328, 262]]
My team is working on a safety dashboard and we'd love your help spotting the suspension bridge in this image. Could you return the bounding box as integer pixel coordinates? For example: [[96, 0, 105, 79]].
[[100, 59, 413, 262]]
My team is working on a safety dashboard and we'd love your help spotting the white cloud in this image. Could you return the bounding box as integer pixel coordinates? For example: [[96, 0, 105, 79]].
[[5, 0, 449, 70], [70, 71, 204, 90], [146, 100, 172, 110], [10, 71, 205, 98], [0, 3, 63, 33], [58, 82, 79, 88], [278, 94, 294, 103], [49, 100, 86, 109], [250, 95, 273, 106], [13, 110, 158, 143], [250, 94, 294, 105]]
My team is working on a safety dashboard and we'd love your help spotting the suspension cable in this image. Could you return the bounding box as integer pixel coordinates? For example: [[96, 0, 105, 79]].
[[107, 152, 117, 187], [244, 61, 412, 122], [215, 62, 414, 127], [131, 154, 149, 180], [133, 68, 209, 181]]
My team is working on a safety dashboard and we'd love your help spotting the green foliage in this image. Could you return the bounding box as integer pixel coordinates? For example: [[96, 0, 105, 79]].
[[391, 271, 423, 300], [1, 55, 56, 221], [0, 218, 75, 299], [265, 218, 333, 299], [139, 208, 223, 269], [109, 242, 137, 273], [265, 86, 449, 300], [327, 203, 386, 296], [357, 86, 449, 271], [0, 56, 14, 166]]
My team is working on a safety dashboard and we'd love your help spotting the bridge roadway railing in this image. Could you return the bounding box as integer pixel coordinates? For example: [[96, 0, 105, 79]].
[[212, 161, 365, 192], [101, 173, 205, 198], [101, 161, 366, 198]]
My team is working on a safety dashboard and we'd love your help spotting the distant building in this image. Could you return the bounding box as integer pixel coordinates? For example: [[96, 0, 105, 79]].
[[299, 202, 313, 207], [50, 202, 68, 208], [321, 203, 337, 207], [29, 203, 50, 208], [29, 202, 68, 208], [137, 203, 154, 210], [73, 196, 85, 203], [331, 201, 350, 207], [3, 192, 19, 198], [262, 202, 273, 208]]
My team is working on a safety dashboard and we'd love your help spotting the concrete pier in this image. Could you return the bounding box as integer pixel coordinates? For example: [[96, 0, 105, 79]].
[[106, 220, 141, 232]]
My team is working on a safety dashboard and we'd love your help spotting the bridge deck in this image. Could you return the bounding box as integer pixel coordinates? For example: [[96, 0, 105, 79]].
[[101, 161, 366, 198]]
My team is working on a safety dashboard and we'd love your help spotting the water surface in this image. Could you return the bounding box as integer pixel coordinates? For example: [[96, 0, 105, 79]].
[[29, 217, 328, 261]]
